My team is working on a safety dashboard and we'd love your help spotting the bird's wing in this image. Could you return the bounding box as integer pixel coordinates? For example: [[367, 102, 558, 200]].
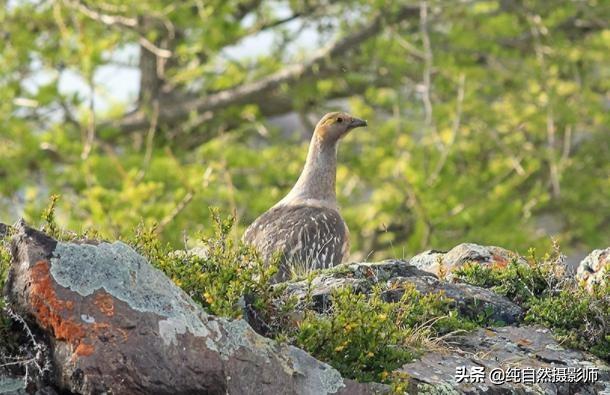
[[243, 204, 348, 269]]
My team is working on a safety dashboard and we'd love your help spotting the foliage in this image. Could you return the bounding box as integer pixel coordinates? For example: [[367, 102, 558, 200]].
[[453, 247, 566, 304], [133, 209, 281, 319], [295, 284, 476, 383], [455, 247, 610, 361], [0, 0, 608, 263], [0, 238, 9, 307], [0, 233, 11, 330]]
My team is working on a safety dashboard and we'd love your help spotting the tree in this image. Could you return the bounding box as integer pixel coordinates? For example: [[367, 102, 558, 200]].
[[1, 0, 608, 260]]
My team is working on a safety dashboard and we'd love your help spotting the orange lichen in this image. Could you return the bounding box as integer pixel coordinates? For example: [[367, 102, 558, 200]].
[[75, 342, 95, 357], [29, 260, 86, 345], [94, 292, 115, 317], [491, 253, 509, 269], [27, 260, 130, 362]]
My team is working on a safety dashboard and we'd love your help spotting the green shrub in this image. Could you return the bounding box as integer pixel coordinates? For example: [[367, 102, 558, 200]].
[[295, 284, 476, 383], [455, 246, 610, 361], [454, 247, 565, 304], [525, 276, 610, 360], [0, 238, 9, 306], [133, 208, 281, 319]]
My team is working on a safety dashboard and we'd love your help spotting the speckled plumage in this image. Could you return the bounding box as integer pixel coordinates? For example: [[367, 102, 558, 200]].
[[243, 204, 349, 280], [243, 112, 366, 282]]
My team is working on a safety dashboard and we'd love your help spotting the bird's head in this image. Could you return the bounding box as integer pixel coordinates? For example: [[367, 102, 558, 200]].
[[314, 112, 367, 143]]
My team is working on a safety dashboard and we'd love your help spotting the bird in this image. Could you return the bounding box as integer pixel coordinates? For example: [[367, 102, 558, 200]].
[[243, 112, 367, 282]]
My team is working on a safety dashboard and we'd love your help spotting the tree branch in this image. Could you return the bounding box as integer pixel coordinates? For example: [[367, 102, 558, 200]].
[[61, 0, 137, 28], [108, 5, 419, 133]]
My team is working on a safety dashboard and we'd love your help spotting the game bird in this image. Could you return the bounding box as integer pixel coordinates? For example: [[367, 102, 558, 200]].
[[243, 112, 367, 282]]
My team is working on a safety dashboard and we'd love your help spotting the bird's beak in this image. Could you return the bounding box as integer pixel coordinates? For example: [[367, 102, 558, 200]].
[[348, 117, 367, 130]]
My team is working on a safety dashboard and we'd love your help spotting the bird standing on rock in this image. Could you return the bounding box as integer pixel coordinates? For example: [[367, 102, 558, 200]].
[[243, 112, 367, 282]]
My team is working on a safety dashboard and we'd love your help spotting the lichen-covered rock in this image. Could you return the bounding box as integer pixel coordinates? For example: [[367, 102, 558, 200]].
[[4, 224, 383, 395], [0, 375, 26, 395], [0, 223, 8, 238], [409, 243, 525, 280], [279, 260, 522, 324], [577, 248, 609, 292], [400, 325, 610, 394]]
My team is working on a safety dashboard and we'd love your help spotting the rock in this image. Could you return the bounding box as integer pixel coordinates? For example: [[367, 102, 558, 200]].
[[0, 223, 8, 239], [279, 260, 523, 325], [577, 248, 609, 292], [4, 224, 384, 395], [409, 243, 525, 280], [399, 325, 610, 394], [0, 375, 26, 395], [0, 373, 57, 395]]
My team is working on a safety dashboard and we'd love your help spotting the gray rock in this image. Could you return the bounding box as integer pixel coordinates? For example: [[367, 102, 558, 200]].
[[0, 223, 8, 239], [280, 259, 523, 325], [0, 376, 26, 395], [400, 325, 610, 394], [577, 248, 609, 292], [4, 223, 384, 395], [409, 243, 525, 280]]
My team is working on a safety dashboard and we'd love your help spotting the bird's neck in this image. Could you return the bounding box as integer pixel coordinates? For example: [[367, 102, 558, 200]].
[[279, 134, 338, 207]]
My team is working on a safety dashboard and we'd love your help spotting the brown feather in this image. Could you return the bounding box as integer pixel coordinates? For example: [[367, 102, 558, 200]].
[[243, 204, 347, 281]]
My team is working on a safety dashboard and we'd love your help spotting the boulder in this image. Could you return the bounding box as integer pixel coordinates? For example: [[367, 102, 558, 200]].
[[409, 243, 525, 280], [400, 325, 610, 394], [0, 376, 26, 395], [577, 248, 609, 292], [3, 223, 384, 395], [279, 260, 523, 325]]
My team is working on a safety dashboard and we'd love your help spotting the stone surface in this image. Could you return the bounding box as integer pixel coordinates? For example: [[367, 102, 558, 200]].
[[4, 224, 383, 395], [279, 259, 523, 325], [577, 248, 609, 291], [409, 243, 525, 280], [0, 376, 26, 395], [400, 325, 610, 394]]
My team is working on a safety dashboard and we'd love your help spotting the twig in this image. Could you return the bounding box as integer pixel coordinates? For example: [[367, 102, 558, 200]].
[[419, 1, 433, 127], [135, 98, 160, 182], [156, 191, 195, 234], [138, 37, 173, 59], [2, 307, 51, 384], [61, 0, 137, 28], [429, 73, 465, 184], [61, 0, 174, 59], [81, 72, 96, 160]]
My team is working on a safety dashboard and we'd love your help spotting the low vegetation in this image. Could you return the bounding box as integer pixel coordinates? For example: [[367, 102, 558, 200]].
[[295, 284, 476, 383], [455, 246, 610, 361], [1, 199, 608, 389]]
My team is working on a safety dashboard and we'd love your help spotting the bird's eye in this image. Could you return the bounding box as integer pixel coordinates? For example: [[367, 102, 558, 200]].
[[337, 117, 343, 123]]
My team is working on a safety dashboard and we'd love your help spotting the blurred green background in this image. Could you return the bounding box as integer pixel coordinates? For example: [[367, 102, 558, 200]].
[[1, 0, 608, 263]]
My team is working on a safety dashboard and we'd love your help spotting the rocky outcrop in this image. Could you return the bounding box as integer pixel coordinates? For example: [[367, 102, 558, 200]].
[[3, 223, 382, 395], [2, 225, 608, 395], [401, 325, 610, 394], [410, 243, 526, 280], [577, 248, 609, 292], [279, 260, 523, 325]]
